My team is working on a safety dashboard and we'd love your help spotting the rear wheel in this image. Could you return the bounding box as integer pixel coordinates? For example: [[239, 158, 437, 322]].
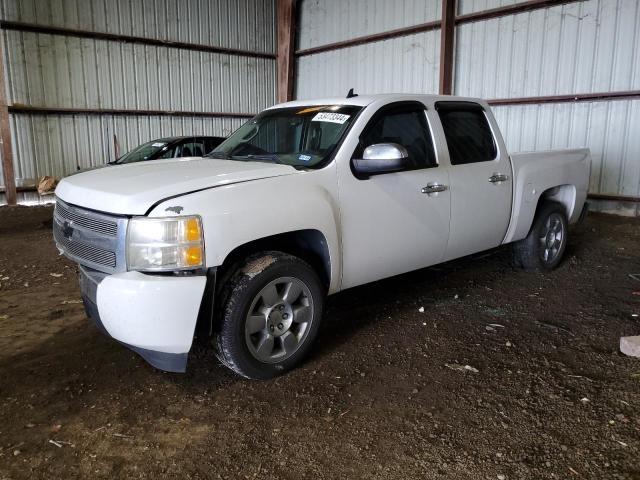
[[513, 201, 568, 271], [214, 252, 324, 379]]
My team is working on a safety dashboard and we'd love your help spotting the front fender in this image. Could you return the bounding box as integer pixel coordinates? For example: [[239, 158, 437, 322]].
[[148, 166, 343, 293]]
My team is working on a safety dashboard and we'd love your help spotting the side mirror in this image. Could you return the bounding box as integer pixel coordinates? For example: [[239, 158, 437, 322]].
[[352, 143, 409, 176]]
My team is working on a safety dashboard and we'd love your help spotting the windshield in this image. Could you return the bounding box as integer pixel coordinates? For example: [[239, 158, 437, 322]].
[[113, 139, 174, 165], [208, 105, 362, 168]]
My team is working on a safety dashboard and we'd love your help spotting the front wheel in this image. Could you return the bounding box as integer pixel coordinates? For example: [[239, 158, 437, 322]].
[[213, 252, 324, 379], [513, 201, 569, 271]]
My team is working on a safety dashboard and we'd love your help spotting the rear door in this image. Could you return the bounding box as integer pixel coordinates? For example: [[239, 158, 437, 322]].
[[434, 101, 512, 260]]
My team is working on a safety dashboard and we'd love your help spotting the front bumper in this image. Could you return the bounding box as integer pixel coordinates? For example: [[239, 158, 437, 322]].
[[79, 266, 207, 372]]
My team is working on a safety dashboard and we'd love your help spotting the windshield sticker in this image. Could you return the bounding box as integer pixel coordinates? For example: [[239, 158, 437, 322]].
[[298, 154, 312, 162], [311, 112, 350, 124], [152, 142, 166, 147]]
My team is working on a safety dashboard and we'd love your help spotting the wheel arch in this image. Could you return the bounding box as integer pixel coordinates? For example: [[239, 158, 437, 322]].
[[217, 229, 332, 291], [538, 184, 576, 220], [195, 229, 331, 341], [505, 182, 579, 244]]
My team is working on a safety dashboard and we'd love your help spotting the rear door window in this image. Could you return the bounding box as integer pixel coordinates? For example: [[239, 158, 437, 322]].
[[435, 102, 497, 165], [177, 140, 206, 157]]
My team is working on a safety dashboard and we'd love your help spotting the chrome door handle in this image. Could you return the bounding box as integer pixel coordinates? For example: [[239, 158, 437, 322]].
[[489, 173, 509, 183], [421, 183, 448, 194]]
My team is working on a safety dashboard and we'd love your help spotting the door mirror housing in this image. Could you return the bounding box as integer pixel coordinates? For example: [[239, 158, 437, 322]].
[[352, 143, 409, 176]]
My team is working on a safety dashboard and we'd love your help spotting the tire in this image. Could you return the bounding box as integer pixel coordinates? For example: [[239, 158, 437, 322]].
[[213, 251, 324, 379], [512, 201, 569, 272]]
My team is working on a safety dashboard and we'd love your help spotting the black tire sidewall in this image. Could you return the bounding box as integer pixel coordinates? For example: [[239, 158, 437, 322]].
[[216, 253, 324, 380], [530, 202, 569, 270]]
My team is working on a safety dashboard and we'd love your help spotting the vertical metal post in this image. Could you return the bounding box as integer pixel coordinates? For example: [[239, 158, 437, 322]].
[[113, 134, 120, 161], [0, 33, 16, 205], [439, 0, 457, 95], [277, 0, 296, 103]]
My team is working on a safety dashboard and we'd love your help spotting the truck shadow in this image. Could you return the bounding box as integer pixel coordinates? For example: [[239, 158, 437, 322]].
[[0, 229, 590, 398], [311, 247, 509, 358], [308, 229, 588, 362]]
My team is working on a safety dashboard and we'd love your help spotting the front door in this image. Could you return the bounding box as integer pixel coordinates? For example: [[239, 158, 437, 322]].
[[434, 101, 513, 261], [338, 102, 451, 289]]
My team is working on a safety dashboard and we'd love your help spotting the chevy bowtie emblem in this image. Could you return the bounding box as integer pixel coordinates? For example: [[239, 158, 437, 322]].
[[62, 221, 74, 239]]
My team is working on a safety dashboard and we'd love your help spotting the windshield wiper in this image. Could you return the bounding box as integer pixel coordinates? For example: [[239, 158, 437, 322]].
[[234, 154, 281, 163], [204, 151, 231, 159], [205, 151, 281, 163]]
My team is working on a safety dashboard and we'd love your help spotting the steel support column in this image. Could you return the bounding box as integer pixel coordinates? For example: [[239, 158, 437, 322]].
[[439, 0, 457, 95], [277, 0, 296, 103], [0, 34, 15, 205]]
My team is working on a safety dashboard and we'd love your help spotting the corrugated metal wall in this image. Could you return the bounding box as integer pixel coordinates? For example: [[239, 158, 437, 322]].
[[455, 0, 640, 209], [2, 0, 276, 54], [11, 114, 245, 181], [295, 0, 441, 99], [455, 0, 639, 98], [0, 0, 276, 201], [457, 0, 521, 15], [298, 0, 441, 49], [296, 32, 441, 99], [5, 31, 275, 112], [295, 0, 640, 214], [493, 100, 640, 198]]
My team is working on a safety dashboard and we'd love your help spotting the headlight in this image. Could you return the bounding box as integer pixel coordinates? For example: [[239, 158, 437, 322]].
[[127, 216, 205, 271]]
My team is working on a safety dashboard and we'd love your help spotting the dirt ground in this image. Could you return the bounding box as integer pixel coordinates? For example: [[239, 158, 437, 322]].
[[0, 205, 639, 480]]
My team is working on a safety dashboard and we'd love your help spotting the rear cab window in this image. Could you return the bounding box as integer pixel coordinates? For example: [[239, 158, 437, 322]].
[[435, 102, 497, 165]]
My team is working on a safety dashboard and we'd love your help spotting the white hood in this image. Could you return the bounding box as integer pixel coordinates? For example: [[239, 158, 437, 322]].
[[55, 157, 298, 215]]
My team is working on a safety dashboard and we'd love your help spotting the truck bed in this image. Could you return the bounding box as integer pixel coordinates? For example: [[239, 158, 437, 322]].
[[504, 148, 591, 244]]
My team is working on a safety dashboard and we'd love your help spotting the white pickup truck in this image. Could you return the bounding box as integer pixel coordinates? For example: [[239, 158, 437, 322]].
[[53, 94, 590, 379]]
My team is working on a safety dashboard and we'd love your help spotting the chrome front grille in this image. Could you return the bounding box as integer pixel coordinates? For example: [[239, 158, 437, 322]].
[[53, 227, 117, 267], [55, 201, 118, 236], [53, 198, 128, 274]]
